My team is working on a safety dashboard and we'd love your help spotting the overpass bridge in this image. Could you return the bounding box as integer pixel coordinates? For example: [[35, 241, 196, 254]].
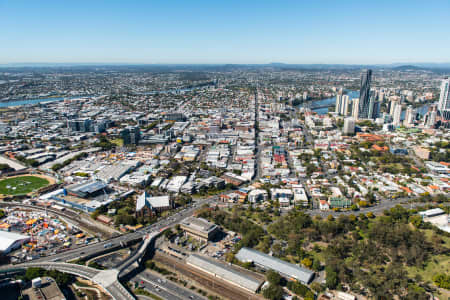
[[0, 231, 162, 299], [0, 231, 160, 300], [0, 195, 220, 299], [117, 231, 160, 279], [0, 262, 134, 300]]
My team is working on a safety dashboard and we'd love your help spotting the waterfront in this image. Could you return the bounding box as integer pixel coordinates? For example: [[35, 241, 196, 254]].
[[299, 90, 359, 114], [0, 96, 87, 108], [0, 84, 212, 108], [300, 90, 430, 117]]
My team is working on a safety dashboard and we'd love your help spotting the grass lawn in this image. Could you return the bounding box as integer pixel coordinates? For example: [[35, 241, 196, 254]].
[[309, 245, 327, 263], [111, 138, 124, 147], [0, 176, 49, 195], [407, 254, 450, 282]]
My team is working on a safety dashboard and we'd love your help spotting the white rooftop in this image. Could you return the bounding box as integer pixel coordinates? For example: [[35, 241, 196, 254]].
[[0, 231, 30, 252]]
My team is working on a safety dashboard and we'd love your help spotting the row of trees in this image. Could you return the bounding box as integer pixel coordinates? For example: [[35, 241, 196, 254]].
[[22, 267, 73, 286]]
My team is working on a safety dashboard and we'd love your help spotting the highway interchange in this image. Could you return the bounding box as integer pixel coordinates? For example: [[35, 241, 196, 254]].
[[0, 195, 219, 299]]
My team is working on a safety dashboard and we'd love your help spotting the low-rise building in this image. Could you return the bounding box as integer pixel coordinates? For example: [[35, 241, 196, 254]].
[[0, 231, 30, 254], [135, 192, 173, 217], [66, 180, 107, 198], [221, 172, 248, 186], [180, 217, 220, 242], [248, 189, 268, 203], [235, 247, 315, 284], [22, 277, 66, 300], [186, 254, 263, 293], [413, 146, 431, 160]]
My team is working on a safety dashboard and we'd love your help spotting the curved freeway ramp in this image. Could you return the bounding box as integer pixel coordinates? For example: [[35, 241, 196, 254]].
[[117, 231, 160, 278], [0, 262, 135, 300]]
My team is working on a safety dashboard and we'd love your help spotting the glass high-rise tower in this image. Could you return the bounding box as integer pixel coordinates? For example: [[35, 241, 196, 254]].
[[358, 69, 372, 119], [438, 78, 450, 120]]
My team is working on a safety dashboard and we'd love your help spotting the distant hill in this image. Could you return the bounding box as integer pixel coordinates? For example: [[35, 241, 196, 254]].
[[391, 65, 429, 71]]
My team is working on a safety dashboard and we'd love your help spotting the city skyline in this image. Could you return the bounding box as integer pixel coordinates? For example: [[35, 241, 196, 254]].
[[1, 0, 450, 64], [0, 1, 449, 299]]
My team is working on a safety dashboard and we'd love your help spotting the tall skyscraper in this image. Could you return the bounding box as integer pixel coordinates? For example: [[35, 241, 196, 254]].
[[352, 98, 360, 120], [335, 94, 343, 114], [438, 78, 450, 120], [341, 95, 350, 116], [367, 92, 380, 119], [424, 104, 438, 128], [358, 69, 372, 119], [403, 106, 416, 127], [392, 103, 402, 126], [389, 100, 398, 115], [336, 94, 350, 116]]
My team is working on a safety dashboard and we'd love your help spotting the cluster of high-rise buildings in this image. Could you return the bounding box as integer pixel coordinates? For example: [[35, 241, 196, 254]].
[[336, 70, 450, 130], [336, 70, 380, 121]]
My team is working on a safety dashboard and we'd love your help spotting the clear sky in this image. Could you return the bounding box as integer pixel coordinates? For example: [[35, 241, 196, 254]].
[[1, 0, 449, 64]]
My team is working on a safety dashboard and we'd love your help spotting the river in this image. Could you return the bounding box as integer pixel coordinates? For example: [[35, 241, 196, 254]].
[[0, 96, 90, 108], [299, 90, 430, 117], [0, 85, 209, 108]]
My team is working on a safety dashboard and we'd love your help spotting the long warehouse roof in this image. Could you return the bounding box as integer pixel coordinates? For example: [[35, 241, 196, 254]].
[[235, 247, 314, 284], [186, 254, 262, 292]]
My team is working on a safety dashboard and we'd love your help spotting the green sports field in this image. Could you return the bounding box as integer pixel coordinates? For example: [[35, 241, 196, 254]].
[[0, 176, 50, 195]]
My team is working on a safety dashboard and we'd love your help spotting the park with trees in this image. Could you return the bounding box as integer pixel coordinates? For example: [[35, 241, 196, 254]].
[[197, 203, 450, 299]]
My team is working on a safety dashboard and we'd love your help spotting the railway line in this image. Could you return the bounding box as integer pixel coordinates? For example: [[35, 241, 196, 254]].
[[153, 252, 263, 300]]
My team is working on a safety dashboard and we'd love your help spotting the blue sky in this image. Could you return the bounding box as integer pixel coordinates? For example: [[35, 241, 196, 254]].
[[0, 0, 449, 64]]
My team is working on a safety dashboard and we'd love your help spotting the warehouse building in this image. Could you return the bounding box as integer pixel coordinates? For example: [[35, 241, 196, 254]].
[[235, 247, 315, 284], [180, 217, 220, 242], [0, 231, 30, 254], [66, 180, 107, 198], [186, 254, 263, 293]]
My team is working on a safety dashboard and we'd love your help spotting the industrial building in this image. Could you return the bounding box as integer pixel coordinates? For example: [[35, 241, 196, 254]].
[[235, 247, 315, 284], [180, 217, 220, 242], [186, 254, 263, 293], [419, 208, 445, 218], [66, 180, 107, 198], [0, 231, 30, 254]]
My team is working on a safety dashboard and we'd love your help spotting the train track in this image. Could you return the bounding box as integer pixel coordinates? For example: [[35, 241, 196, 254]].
[[153, 252, 262, 300]]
